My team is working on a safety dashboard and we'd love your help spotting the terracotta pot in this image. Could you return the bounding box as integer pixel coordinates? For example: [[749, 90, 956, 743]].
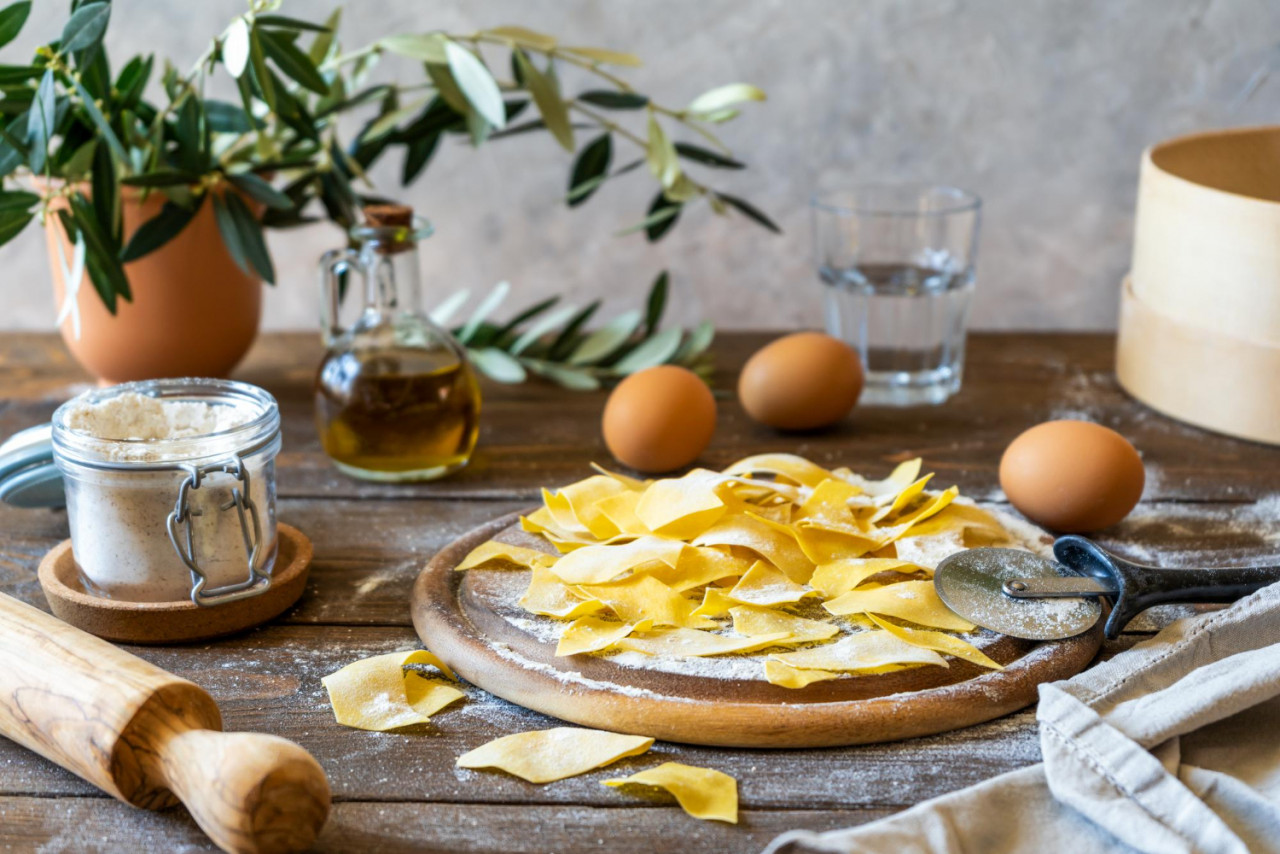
[[46, 187, 263, 384]]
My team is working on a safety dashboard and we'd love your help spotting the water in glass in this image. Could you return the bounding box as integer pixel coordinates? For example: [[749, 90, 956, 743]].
[[820, 260, 975, 405]]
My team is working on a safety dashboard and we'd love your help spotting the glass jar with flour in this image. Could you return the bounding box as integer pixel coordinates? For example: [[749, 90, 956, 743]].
[[51, 379, 281, 604]]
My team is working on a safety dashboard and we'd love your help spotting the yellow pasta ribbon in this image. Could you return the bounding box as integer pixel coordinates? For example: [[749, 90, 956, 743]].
[[867, 615, 1002, 670], [823, 579, 974, 631], [457, 727, 653, 783], [322, 650, 463, 731], [604, 762, 738, 823]]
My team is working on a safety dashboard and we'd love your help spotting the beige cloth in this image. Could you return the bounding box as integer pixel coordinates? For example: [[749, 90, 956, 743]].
[[764, 583, 1280, 854]]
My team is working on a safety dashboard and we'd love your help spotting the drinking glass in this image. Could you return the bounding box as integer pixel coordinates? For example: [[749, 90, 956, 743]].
[[812, 183, 981, 405]]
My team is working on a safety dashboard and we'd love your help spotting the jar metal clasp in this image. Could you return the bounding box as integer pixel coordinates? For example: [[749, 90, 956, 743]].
[[166, 455, 271, 607]]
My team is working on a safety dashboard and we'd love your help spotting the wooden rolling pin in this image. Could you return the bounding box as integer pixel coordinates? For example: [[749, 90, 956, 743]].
[[0, 592, 330, 853]]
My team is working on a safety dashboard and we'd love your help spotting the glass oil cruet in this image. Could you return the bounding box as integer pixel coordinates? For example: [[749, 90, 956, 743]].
[[315, 205, 481, 481]]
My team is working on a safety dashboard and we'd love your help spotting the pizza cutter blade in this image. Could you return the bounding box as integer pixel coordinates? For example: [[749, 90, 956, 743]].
[[934, 546, 1103, 641], [935, 535, 1280, 641]]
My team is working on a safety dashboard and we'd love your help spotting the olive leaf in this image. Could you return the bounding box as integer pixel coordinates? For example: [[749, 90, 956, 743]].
[[548, 301, 600, 359], [247, 26, 276, 112], [469, 347, 528, 383], [0, 188, 36, 248], [559, 46, 642, 67], [717, 192, 781, 234], [379, 32, 448, 63], [0, 2, 30, 50], [614, 193, 681, 241], [213, 191, 275, 283], [425, 63, 470, 117], [526, 361, 600, 390], [227, 173, 292, 210], [510, 303, 580, 355], [60, 1, 110, 55], [401, 133, 440, 184], [26, 69, 56, 172], [361, 96, 429, 142], [205, 99, 261, 132], [674, 142, 744, 169], [484, 26, 557, 51], [567, 133, 611, 207], [308, 7, 341, 64], [222, 17, 250, 77], [645, 115, 679, 187], [459, 280, 510, 343], [259, 28, 329, 95], [686, 83, 766, 116], [429, 288, 471, 325], [644, 270, 668, 335], [90, 140, 118, 240], [255, 14, 333, 33], [613, 327, 682, 374], [68, 192, 130, 304], [445, 42, 505, 129], [569, 309, 641, 366], [675, 320, 715, 361], [577, 90, 648, 109], [514, 48, 572, 151], [491, 295, 559, 341], [56, 209, 115, 313], [120, 196, 203, 262], [121, 170, 200, 187]]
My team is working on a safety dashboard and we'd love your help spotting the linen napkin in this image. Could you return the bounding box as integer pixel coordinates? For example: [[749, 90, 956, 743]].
[[764, 582, 1280, 854]]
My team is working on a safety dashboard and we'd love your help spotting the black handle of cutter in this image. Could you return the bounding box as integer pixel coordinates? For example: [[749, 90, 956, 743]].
[[1054, 535, 1280, 639]]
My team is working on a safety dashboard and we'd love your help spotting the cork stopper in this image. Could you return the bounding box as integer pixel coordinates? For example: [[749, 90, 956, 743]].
[[363, 204, 414, 254]]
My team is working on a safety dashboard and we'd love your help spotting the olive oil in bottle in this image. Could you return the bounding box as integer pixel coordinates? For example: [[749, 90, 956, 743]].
[[315, 205, 481, 481]]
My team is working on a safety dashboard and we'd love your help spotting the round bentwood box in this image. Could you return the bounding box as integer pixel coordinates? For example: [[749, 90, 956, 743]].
[[1120, 126, 1280, 445]]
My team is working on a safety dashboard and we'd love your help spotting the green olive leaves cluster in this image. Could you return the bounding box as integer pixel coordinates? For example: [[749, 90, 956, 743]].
[[0, 0, 776, 316]]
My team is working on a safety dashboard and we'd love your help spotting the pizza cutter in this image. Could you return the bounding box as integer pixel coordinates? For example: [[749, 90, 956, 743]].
[[935, 535, 1280, 641]]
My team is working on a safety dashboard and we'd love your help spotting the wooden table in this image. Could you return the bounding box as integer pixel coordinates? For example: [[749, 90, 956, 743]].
[[2, 331, 1278, 853]]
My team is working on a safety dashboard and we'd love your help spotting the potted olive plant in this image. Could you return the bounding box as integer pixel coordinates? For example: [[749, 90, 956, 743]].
[[0, 0, 775, 384]]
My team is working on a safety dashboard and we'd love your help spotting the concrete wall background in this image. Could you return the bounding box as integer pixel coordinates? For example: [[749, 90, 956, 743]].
[[2, 0, 1278, 332]]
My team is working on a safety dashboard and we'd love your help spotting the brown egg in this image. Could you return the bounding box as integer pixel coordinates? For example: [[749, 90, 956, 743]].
[[602, 366, 716, 473], [999, 420, 1145, 533], [738, 332, 864, 430]]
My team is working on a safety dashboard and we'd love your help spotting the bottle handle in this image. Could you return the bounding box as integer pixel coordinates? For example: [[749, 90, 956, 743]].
[[318, 247, 360, 346]]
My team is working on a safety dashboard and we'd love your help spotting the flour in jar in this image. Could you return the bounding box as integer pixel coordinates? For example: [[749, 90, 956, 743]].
[[64, 391, 253, 446], [58, 391, 278, 603]]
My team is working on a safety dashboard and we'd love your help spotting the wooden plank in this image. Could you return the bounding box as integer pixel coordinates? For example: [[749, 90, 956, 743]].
[[0, 796, 886, 854], [0, 623, 1049, 808], [2, 333, 1278, 501]]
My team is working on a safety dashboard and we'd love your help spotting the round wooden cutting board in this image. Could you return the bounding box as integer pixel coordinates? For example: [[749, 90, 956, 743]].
[[411, 512, 1103, 748]]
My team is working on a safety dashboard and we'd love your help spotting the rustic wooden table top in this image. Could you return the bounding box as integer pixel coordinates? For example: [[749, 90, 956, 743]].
[[2, 330, 1278, 854]]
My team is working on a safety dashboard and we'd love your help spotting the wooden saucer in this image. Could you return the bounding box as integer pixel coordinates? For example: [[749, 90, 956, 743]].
[[38, 523, 313, 644]]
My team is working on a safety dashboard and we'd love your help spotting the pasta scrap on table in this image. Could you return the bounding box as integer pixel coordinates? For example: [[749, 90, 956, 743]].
[[455, 727, 655, 783], [322, 649, 464, 731], [456, 454, 1044, 687], [603, 762, 739, 823]]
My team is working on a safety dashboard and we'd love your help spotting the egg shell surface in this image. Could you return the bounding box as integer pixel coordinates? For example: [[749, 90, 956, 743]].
[[999, 420, 1145, 533], [738, 332, 864, 430], [602, 365, 716, 473]]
